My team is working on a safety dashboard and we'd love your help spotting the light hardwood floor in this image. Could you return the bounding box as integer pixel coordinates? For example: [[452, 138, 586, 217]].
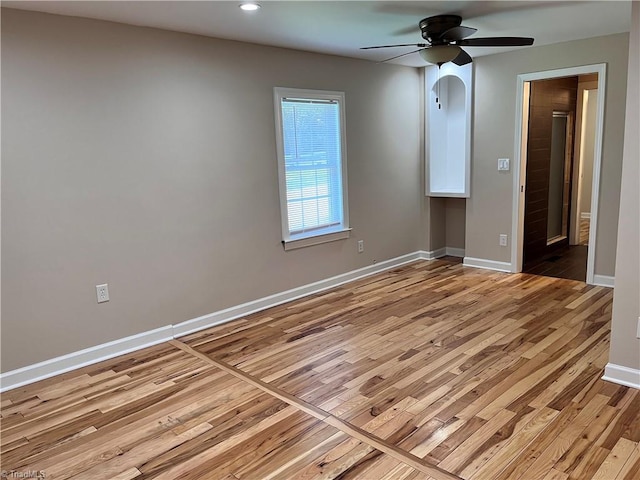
[[1, 259, 638, 479], [580, 218, 590, 246]]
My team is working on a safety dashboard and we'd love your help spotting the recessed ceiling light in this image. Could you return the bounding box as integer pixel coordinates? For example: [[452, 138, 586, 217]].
[[239, 3, 260, 11]]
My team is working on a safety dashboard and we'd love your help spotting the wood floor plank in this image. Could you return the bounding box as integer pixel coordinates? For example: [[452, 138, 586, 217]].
[[170, 340, 461, 480], [591, 438, 638, 480], [617, 442, 640, 480], [519, 394, 612, 480], [567, 445, 611, 480], [3, 259, 637, 480], [464, 407, 557, 480], [1, 343, 431, 480], [437, 409, 516, 473], [181, 259, 631, 480]]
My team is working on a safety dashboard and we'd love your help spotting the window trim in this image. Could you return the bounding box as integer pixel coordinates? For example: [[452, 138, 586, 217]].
[[273, 87, 350, 250]]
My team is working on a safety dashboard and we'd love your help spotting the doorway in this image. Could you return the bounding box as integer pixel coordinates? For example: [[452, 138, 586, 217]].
[[571, 74, 599, 248], [511, 64, 606, 285]]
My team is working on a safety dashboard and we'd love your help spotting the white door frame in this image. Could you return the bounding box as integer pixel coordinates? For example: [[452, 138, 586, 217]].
[[511, 63, 607, 285]]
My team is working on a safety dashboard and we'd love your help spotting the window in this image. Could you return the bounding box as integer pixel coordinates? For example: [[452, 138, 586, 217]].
[[274, 88, 350, 250]]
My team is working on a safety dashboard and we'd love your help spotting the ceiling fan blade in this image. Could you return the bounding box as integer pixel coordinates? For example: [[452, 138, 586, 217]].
[[379, 48, 424, 63], [392, 25, 418, 36], [440, 25, 477, 41], [452, 48, 473, 66], [361, 43, 428, 50], [458, 37, 534, 47]]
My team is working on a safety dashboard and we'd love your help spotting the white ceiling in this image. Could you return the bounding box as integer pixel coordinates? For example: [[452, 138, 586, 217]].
[[1, 1, 632, 67]]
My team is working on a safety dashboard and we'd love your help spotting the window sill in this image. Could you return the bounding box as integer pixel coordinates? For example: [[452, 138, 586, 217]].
[[283, 228, 351, 251]]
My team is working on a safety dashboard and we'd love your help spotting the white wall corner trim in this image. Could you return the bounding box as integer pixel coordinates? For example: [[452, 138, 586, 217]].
[[421, 248, 447, 260], [602, 363, 640, 389], [463, 257, 512, 273], [593, 274, 615, 288], [445, 247, 465, 258], [0, 326, 174, 393], [1, 251, 425, 392]]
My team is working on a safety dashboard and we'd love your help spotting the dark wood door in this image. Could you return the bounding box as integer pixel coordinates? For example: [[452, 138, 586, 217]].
[[523, 77, 578, 268]]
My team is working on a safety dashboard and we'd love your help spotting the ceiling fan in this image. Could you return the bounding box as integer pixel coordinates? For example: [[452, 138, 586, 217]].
[[361, 14, 534, 66]]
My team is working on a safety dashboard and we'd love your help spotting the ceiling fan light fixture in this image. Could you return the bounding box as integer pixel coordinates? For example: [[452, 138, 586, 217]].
[[239, 2, 261, 11], [419, 45, 461, 65]]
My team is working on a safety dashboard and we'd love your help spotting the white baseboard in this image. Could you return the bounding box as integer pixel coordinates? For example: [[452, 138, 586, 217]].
[[445, 247, 465, 258], [173, 251, 423, 337], [420, 248, 465, 259], [1, 251, 425, 392], [581, 212, 591, 219], [0, 326, 173, 393], [593, 274, 615, 288], [421, 248, 446, 260], [602, 363, 640, 389], [462, 256, 512, 273]]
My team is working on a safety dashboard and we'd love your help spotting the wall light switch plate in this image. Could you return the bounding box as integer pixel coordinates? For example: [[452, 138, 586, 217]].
[[498, 158, 510, 171]]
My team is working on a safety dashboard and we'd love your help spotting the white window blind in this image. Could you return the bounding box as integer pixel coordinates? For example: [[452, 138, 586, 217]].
[[274, 88, 349, 249]]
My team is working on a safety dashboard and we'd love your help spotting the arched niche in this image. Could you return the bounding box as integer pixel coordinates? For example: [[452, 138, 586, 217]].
[[425, 63, 472, 197]]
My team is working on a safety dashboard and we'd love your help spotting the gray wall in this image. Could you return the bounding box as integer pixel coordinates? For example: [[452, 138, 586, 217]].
[[1, 8, 634, 375], [468, 33, 629, 275], [1, 9, 423, 371], [421, 197, 465, 254], [426, 198, 446, 252], [609, 1, 639, 373], [445, 198, 466, 250]]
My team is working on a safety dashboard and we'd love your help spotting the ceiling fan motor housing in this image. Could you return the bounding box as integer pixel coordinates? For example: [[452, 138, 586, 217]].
[[419, 15, 462, 43]]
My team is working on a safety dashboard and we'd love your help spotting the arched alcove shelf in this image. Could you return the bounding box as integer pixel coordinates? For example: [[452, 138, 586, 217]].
[[425, 63, 472, 197]]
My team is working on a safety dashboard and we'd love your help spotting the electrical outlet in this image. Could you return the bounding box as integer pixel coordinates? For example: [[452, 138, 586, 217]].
[[637, 317, 640, 339], [357, 240, 364, 253], [499, 234, 508, 247], [96, 284, 109, 303]]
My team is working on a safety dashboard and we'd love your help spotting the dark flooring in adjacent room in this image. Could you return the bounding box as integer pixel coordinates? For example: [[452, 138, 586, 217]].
[[523, 245, 588, 282]]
